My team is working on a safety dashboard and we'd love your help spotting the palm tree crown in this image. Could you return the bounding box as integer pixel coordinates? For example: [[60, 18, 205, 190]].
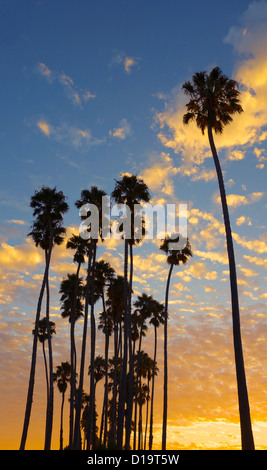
[[182, 66, 243, 135], [160, 234, 192, 266], [28, 186, 69, 250]]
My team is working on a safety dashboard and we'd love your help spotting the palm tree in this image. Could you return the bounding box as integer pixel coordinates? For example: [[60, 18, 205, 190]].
[[59, 269, 85, 446], [132, 293, 154, 450], [20, 186, 68, 450], [94, 260, 115, 446], [148, 299, 165, 450], [74, 186, 107, 449], [182, 67, 254, 450], [111, 174, 150, 449], [53, 361, 71, 450], [160, 234, 192, 450], [66, 233, 88, 444], [105, 275, 125, 444]]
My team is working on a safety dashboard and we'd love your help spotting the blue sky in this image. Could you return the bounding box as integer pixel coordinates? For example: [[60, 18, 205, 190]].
[[1, 0, 267, 449]]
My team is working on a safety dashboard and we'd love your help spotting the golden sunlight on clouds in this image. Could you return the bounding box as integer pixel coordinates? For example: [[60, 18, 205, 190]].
[[140, 152, 179, 197], [215, 192, 264, 208], [37, 120, 51, 136], [154, 3, 267, 176], [109, 118, 131, 140]]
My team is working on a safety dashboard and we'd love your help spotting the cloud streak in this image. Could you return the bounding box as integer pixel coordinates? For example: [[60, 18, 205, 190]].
[[35, 62, 96, 107]]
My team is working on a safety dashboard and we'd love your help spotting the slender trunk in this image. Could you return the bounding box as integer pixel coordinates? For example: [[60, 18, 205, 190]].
[[109, 323, 118, 443], [117, 239, 129, 449], [208, 123, 254, 450], [20, 237, 53, 450], [87, 241, 97, 450], [102, 290, 109, 447], [149, 325, 157, 450], [44, 260, 53, 450], [144, 376, 150, 450], [42, 341, 49, 411], [133, 322, 144, 450], [162, 262, 174, 450], [73, 242, 92, 449], [69, 262, 81, 448], [60, 391, 65, 450], [125, 242, 134, 449]]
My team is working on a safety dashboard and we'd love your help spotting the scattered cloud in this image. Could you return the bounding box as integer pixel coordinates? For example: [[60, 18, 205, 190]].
[[110, 50, 141, 74], [109, 118, 132, 140], [215, 192, 264, 208], [35, 119, 106, 150], [236, 215, 252, 226], [140, 152, 179, 198], [35, 62, 96, 107], [37, 120, 51, 136], [153, 1, 267, 176]]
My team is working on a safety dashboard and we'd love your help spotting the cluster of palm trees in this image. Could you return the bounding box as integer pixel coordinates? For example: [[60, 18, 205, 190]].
[[19, 174, 191, 450], [20, 67, 255, 451]]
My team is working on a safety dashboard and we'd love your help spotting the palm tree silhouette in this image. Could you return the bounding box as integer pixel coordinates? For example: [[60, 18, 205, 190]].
[[74, 186, 107, 449], [160, 234, 192, 450], [132, 293, 154, 449], [20, 186, 68, 450], [182, 67, 254, 450], [59, 270, 84, 446], [94, 260, 115, 445], [105, 275, 125, 444], [148, 298, 164, 450], [112, 174, 150, 449], [53, 361, 72, 450]]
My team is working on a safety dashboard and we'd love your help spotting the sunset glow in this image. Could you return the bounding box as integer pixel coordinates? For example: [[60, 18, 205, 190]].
[[0, 0, 267, 451]]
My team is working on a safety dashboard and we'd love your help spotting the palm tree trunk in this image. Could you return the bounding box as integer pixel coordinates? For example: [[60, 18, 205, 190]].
[[44, 256, 54, 450], [109, 323, 118, 443], [125, 242, 134, 449], [73, 241, 92, 449], [69, 262, 81, 447], [42, 340, 49, 412], [162, 262, 174, 450], [208, 122, 254, 450], [144, 376, 150, 450], [20, 235, 53, 450], [102, 290, 109, 447], [117, 239, 129, 449], [133, 322, 144, 450], [87, 241, 97, 450], [60, 391, 65, 450], [149, 325, 157, 450]]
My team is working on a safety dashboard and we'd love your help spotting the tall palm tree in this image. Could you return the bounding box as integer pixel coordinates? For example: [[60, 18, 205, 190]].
[[94, 260, 115, 446], [132, 293, 154, 450], [148, 299, 165, 450], [105, 275, 125, 444], [182, 67, 254, 450], [160, 234, 192, 450], [111, 174, 150, 449], [20, 186, 68, 450], [74, 186, 107, 449], [53, 361, 71, 450], [59, 269, 85, 446]]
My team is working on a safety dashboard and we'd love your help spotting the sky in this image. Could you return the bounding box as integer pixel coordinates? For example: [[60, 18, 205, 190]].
[[0, 0, 267, 450]]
